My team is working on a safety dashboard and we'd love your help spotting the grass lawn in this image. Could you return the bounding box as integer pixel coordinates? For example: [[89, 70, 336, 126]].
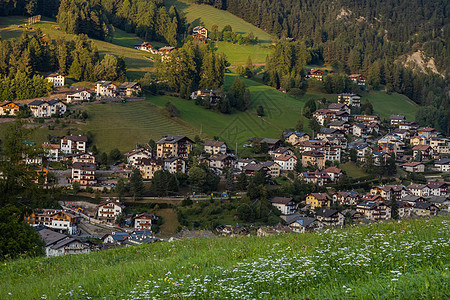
[[341, 162, 369, 178], [165, 0, 273, 65], [213, 41, 270, 66], [0, 16, 154, 80], [165, 0, 272, 43], [148, 73, 308, 149], [74, 101, 205, 153], [1, 217, 448, 299], [362, 92, 419, 122]]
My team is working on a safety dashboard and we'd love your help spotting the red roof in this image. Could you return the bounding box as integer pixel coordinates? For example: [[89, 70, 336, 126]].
[[324, 166, 342, 174]]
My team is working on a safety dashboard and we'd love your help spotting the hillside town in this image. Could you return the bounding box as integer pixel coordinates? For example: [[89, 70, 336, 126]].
[[8, 83, 448, 256]]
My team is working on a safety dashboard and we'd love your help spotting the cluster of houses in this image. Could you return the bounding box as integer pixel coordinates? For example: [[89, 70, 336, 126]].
[[134, 42, 176, 56], [257, 184, 448, 234], [27, 198, 160, 256], [0, 77, 142, 118], [304, 69, 367, 86]]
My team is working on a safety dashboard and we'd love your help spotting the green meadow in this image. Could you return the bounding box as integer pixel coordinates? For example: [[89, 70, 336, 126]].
[[1, 217, 448, 299], [362, 92, 419, 121], [165, 0, 274, 65], [148, 74, 308, 149]]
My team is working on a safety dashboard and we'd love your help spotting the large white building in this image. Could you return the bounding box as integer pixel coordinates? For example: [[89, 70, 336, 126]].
[[45, 73, 65, 87], [61, 135, 88, 154], [66, 91, 91, 103], [28, 99, 67, 118]]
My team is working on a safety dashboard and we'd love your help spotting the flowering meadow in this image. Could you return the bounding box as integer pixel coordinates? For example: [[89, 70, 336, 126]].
[[1, 217, 449, 299]]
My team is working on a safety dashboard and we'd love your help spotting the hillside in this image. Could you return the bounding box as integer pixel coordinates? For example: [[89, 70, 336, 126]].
[[148, 74, 309, 149], [0, 16, 154, 80], [164, 0, 273, 65], [362, 92, 419, 122], [0, 74, 419, 153], [1, 217, 448, 298]]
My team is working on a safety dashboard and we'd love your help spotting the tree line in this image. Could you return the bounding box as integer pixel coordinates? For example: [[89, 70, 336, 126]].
[[101, 0, 186, 45], [0, 31, 127, 101], [156, 41, 226, 98]]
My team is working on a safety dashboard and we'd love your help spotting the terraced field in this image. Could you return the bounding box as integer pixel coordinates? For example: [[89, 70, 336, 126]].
[[147, 74, 308, 148], [76, 101, 204, 152]]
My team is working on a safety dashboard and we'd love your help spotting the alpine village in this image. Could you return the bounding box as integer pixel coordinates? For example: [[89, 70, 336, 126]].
[[0, 0, 449, 298]]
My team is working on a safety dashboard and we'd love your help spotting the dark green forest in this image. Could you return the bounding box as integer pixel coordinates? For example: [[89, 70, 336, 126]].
[[0, 30, 126, 100], [193, 0, 449, 133]]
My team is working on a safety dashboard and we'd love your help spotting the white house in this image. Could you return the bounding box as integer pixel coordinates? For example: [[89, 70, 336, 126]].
[[97, 200, 125, 223], [45, 73, 65, 87], [164, 157, 186, 174], [42, 143, 61, 162], [134, 213, 157, 231], [28, 100, 66, 118], [94, 81, 118, 97], [269, 197, 297, 215], [61, 135, 87, 154], [66, 91, 91, 103], [204, 141, 228, 155], [274, 154, 297, 171], [125, 148, 152, 167], [434, 158, 450, 172]]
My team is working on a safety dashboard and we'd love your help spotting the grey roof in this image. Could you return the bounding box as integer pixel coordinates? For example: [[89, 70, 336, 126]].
[[29, 100, 47, 106], [50, 238, 86, 250], [390, 115, 405, 120], [38, 229, 68, 246], [401, 195, 423, 202], [118, 82, 140, 89], [292, 217, 316, 227], [48, 99, 65, 106], [270, 197, 294, 205], [156, 135, 193, 144], [428, 196, 448, 204], [315, 208, 339, 218], [204, 141, 226, 147], [435, 158, 450, 165], [260, 138, 281, 145], [415, 202, 435, 209]]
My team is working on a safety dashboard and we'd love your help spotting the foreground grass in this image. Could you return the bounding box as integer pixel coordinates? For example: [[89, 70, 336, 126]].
[[0, 217, 448, 298], [0, 16, 153, 80]]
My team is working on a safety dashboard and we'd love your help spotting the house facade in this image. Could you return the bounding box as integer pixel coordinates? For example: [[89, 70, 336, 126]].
[[45, 73, 65, 87], [306, 193, 331, 209], [66, 91, 91, 103], [156, 135, 194, 158], [72, 162, 96, 185], [61, 135, 88, 154], [269, 197, 297, 215]]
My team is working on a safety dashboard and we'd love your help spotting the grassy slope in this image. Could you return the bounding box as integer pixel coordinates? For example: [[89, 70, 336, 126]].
[[341, 162, 369, 178], [0, 16, 153, 80], [165, 0, 272, 65], [75, 101, 205, 153], [148, 74, 308, 148], [362, 92, 419, 122], [0, 217, 448, 299]]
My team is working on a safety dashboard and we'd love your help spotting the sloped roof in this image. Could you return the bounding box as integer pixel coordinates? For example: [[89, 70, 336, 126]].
[[316, 208, 339, 218], [270, 197, 294, 205], [38, 229, 68, 246], [204, 140, 226, 147]]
